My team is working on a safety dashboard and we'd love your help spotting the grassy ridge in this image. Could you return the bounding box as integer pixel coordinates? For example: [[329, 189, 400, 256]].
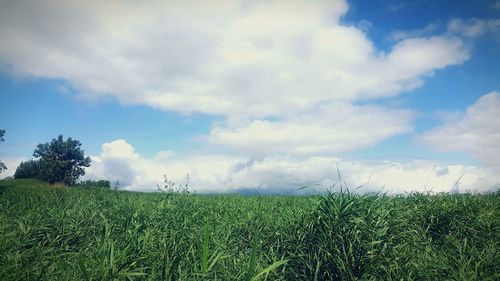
[[0, 179, 498, 280]]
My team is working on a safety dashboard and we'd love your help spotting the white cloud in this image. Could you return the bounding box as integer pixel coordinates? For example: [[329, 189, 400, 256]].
[[391, 17, 500, 43], [3, 139, 496, 193], [390, 23, 439, 41], [0, 0, 469, 120], [0, 0, 471, 158], [83, 139, 498, 193], [209, 103, 413, 156], [84, 139, 240, 192], [356, 20, 373, 33], [447, 18, 500, 38], [419, 92, 500, 172], [220, 158, 496, 194]]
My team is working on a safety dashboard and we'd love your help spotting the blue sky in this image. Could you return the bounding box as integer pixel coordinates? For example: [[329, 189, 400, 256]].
[[0, 0, 499, 193]]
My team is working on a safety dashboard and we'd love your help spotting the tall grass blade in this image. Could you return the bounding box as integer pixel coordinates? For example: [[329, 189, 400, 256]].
[[251, 259, 288, 281], [245, 230, 260, 281], [201, 224, 209, 274]]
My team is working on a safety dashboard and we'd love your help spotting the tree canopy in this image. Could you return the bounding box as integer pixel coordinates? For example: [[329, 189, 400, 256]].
[[13, 160, 40, 179], [15, 135, 91, 185]]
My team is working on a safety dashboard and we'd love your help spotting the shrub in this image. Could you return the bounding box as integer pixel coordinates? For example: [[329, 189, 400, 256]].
[[75, 180, 111, 188]]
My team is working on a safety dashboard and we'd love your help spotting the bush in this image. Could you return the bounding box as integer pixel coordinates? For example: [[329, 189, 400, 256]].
[[75, 180, 111, 188]]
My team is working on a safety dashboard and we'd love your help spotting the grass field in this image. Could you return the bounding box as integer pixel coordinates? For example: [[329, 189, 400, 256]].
[[0, 179, 498, 280]]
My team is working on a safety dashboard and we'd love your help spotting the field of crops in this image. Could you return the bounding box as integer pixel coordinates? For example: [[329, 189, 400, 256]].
[[0, 179, 498, 280]]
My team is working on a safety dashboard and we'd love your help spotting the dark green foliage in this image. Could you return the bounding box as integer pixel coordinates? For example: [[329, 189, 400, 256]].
[[285, 192, 500, 280], [76, 180, 111, 189], [14, 135, 91, 185], [14, 159, 43, 179], [290, 193, 394, 280], [0, 179, 498, 280], [0, 129, 6, 173], [33, 135, 91, 185]]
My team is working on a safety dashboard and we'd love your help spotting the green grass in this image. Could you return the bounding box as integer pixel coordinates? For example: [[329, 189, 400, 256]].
[[0, 179, 498, 280]]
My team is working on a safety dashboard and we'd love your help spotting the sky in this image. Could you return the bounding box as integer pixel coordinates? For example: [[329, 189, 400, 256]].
[[0, 0, 499, 194]]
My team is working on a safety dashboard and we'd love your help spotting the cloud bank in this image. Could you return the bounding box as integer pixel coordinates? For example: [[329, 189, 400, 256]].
[[83, 139, 496, 194], [1, 0, 497, 193]]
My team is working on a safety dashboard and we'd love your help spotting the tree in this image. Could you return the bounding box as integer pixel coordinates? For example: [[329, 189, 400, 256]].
[[0, 129, 6, 173], [14, 159, 42, 179], [14, 135, 91, 185], [34, 135, 91, 185]]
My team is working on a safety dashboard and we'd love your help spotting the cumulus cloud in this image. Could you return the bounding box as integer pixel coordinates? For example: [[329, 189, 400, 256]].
[[0, 0, 473, 159], [83, 139, 498, 193], [0, 0, 469, 118], [84, 139, 239, 192], [209, 103, 413, 156], [419, 92, 500, 172]]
